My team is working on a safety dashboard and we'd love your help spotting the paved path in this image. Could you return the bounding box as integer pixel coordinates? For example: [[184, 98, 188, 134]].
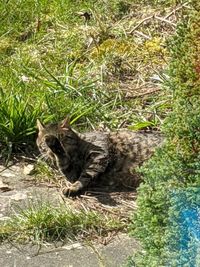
[[0, 234, 138, 267], [0, 163, 139, 267]]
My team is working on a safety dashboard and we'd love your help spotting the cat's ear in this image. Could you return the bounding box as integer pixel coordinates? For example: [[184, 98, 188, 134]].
[[60, 117, 70, 129], [36, 119, 45, 132]]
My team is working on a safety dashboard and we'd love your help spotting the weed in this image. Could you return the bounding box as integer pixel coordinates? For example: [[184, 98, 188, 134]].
[[34, 159, 56, 181], [0, 201, 124, 244]]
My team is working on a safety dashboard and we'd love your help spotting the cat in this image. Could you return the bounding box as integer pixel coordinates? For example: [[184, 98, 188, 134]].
[[36, 118, 163, 196]]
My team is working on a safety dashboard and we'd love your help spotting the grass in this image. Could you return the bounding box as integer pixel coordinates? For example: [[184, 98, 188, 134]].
[[0, 200, 124, 245], [0, 0, 181, 155]]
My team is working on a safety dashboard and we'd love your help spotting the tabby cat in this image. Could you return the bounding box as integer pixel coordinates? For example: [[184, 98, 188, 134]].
[[36, 118, 163, 196]]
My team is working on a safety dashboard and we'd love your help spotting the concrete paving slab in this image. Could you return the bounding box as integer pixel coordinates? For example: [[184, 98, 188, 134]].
[[0, 234, 139, 267], [0, 163, 139, 267]]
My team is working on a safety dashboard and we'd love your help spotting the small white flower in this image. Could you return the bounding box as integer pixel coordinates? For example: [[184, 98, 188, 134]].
[[21, 75, 29, 82]]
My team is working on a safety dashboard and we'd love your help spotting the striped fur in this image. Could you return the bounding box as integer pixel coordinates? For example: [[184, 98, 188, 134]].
[[36, 119, 163, 195]]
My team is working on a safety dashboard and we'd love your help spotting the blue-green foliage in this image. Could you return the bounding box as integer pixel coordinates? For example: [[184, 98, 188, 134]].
[[130, 2, 200, 266]]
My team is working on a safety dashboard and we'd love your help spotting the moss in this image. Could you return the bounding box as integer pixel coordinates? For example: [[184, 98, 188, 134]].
[[90, 39, 135, 59], [0, 37, 16, 56]]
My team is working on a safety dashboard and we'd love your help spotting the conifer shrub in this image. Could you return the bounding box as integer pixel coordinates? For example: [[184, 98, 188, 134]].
[[130, 2, 200, 266]]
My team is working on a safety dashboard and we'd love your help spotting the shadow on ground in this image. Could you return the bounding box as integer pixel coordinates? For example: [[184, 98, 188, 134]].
[[0, 162, 139, 267]]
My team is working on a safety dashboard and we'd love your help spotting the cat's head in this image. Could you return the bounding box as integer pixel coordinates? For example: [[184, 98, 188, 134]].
[[36, 117, 77, 159]]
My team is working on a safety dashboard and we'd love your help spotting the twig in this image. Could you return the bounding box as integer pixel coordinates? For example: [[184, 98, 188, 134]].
[[128, 2, 189, 35], [134, 30, 151, 40], [79, 194, 97, 200], [123, 88, 160, 99], [32, 243, 83, 257], [0, 162, 15, 174], [18, 155, 37, 162], [164, 2, 190, 19], [154, 15, 176, 27], [86, 191, 110, 195], [128, 15, 154, 34], [87, 241, 107, 267]]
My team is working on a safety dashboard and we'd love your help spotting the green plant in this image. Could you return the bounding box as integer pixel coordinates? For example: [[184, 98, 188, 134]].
[[129, 2, 200, 266], [0, 87, 45, 147], [0, 200, 124, 244]]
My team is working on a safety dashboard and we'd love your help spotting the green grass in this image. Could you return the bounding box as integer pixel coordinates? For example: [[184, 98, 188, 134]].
[[0, 87, 43, 145], [0, 0, 178, 155], [0, 201, 124, 244]]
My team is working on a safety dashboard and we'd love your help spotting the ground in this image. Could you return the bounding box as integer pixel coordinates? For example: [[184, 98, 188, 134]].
[[0, 163, 139, 267], [0, 234, 138, 267]]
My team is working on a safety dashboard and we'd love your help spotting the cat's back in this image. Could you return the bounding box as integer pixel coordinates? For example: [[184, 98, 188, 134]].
[[79, 131, 110, 155], [81, 129, 163, 163], [108, 130, 163, 163]]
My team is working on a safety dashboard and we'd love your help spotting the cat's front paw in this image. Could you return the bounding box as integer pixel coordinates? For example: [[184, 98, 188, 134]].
[[45, 135, 59, 150], [45, 135, 64, 155], [62, 181, 83, 197]]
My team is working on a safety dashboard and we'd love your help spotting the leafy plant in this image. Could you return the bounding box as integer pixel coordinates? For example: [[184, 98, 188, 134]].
[[0, 88, 44, 146], [129, 2, 200, 266]]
